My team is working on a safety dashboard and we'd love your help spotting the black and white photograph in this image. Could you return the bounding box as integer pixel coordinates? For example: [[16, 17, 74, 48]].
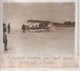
[[3, 2, 75, 54], [0, 0, 79, 68]]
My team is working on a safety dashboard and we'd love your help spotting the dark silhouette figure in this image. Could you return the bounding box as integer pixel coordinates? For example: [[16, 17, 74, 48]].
[[3, 23, 7, 34], [7, 23, 11, 34], [22, 24, 26, 33], [3, 23, 8, 51], [3, 32, 8, 51]]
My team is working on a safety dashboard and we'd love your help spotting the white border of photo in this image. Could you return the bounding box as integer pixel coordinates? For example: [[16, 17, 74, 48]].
[[0, 0, 80, 70], [3, 0, 75, 3]]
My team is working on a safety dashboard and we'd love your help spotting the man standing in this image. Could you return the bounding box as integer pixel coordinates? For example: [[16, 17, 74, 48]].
[[7, 23, 11, 34], [3, 33, 8, 51], [3, 23, 8, 51], [22, 24, 26, 33], [3, 23, 7, 34]]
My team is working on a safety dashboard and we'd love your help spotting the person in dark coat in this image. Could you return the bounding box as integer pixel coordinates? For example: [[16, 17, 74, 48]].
[[22, 24, 26, 33], [3, 23, 8, 51], [3, 33, 8, 51], [7, 23, 11, 34], [3, 23, 7, 34]]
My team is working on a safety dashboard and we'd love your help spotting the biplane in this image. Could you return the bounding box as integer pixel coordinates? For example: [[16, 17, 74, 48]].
[[26, 20, 52, 32]]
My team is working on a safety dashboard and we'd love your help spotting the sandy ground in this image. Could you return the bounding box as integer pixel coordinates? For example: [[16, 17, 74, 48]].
[[0, 27, 78, 68], [0, 27, 75, 55]]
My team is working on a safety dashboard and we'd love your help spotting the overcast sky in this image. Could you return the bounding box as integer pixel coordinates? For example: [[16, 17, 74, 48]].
[[3, 3, 75, 30]]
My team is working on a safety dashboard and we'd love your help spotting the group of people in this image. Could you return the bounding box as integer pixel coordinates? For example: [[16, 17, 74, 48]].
[[3, 23, 11, 51], [22, 24, 29, 33]]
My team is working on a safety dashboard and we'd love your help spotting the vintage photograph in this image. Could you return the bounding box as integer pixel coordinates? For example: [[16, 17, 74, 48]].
[[0, 0, 79, 68], [3, 2, 75, 54]]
